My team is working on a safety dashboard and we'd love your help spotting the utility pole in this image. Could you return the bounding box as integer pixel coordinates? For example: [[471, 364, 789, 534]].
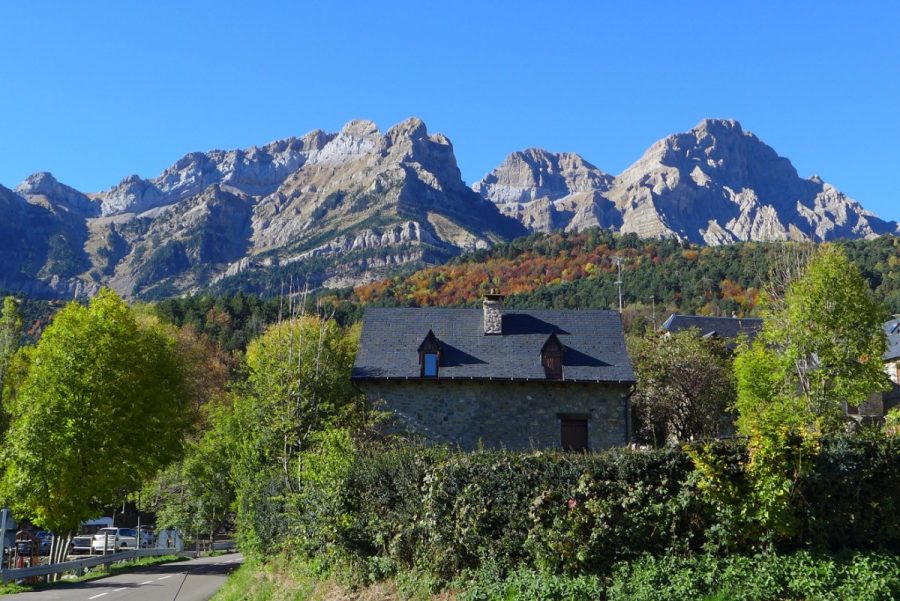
[[614, 257, 624, 314]]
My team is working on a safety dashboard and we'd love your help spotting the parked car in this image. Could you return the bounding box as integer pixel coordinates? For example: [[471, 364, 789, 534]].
[[69, 534, 93, 555], [91, 527, 137, 552], [34, 531, 53, 555]]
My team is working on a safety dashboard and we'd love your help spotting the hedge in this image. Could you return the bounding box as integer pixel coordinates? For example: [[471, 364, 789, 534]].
[[265, 433, 899, 582]]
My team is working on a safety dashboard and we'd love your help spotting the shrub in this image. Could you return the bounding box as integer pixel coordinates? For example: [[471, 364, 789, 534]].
[[285, 434, 899, 582], [605, 551, 900, 601]]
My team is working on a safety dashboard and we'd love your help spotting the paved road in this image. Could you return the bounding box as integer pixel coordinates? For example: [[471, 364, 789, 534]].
[[10, 553, 242, 601]]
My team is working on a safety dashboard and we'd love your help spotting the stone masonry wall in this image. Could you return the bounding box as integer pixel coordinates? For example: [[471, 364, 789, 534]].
[[361, 380, 630, 451]]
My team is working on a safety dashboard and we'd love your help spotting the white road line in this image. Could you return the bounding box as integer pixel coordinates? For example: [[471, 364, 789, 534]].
[[157, 575, 173, 580], [140, 580, 154, 585], [114, 587, 127, 592], [88, 594, 108, 600]]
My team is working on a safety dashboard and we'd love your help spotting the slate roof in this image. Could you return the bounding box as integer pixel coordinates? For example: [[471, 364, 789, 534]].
[[352, 308, 635, 383], [661, 314, 763, 346], [885, 316, 900, 361]]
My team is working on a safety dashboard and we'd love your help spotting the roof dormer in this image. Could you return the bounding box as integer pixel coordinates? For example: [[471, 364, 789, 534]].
[[541, 333, 565, 380], [418, 329, 442, 377]]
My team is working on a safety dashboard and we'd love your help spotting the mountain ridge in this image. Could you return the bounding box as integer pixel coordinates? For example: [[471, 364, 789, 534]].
[[1, 117, 896, 301], [475, 118, 898, 244]]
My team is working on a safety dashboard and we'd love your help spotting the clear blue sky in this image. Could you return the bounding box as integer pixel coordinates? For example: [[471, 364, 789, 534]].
[[2, 1, 898, 220]]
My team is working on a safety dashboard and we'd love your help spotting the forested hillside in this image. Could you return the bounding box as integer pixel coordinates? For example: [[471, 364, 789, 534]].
[[355, 230, 900, 315], [150, 231, 898, 348]]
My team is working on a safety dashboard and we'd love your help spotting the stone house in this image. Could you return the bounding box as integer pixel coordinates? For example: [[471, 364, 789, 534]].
[[351, 293, 636, 451], [876, 315, 900, 414]]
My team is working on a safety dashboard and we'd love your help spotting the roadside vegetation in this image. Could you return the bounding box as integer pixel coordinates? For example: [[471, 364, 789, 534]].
[[1, 238, 898, 599]]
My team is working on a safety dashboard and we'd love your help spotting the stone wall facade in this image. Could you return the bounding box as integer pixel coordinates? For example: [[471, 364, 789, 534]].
[[360, 380, 631, 451]]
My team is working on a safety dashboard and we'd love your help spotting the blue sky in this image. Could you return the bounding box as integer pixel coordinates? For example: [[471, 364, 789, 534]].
[[2, 1, 898, 220]]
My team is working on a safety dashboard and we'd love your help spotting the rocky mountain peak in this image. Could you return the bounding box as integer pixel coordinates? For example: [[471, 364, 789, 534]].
[[474, 148, 613, 206], [341, 119, 380, 138], [15, 171, 99, 216], [1, 117, 896, 302], [299, 129, 334, 150], [387, 116, 428, 142], [16, 171, 60, 195], [479, 119, 898, 244], [693, 117, 744, 136]]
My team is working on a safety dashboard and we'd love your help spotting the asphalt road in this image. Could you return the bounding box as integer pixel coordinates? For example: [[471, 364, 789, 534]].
[[10, 553, 243, 601]]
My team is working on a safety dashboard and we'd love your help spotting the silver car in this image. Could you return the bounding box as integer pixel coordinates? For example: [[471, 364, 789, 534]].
[[91, 527, 137, 552]]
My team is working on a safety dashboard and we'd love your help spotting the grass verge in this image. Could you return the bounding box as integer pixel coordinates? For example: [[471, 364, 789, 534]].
[[210, 551, 900, 601]]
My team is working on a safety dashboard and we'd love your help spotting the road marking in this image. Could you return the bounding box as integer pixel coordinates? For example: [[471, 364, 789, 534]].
[[157, 575, 173, 580], [140, 580, 154, 584], [89, 594, 108, 600], [114, 587, 127, 592]]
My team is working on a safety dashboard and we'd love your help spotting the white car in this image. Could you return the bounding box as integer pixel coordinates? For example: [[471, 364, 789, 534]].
[[91, 527, 138, 552]]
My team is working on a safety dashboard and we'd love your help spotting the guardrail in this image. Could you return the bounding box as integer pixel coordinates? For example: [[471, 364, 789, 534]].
[[0, 548, 181, 584], [212, 540, 236, 552]]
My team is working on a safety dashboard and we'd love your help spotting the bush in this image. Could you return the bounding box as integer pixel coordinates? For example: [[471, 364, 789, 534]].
[[287, 434, 899, 583], [799, 433, 900, 549], [605, 551, 900, 601]]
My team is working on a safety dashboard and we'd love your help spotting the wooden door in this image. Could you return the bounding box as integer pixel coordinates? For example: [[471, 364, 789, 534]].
[[561, 418, 588, 451]]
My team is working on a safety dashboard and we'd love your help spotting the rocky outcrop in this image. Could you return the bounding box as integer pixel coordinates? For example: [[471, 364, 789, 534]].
[[477, 119, 899, 243], [473, 149, 615, 233], [0, 118, 523, 299], [16, 172, 100, 217]]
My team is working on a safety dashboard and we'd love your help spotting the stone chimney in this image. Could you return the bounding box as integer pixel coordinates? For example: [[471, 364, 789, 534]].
[[483, 289, 505, 335]]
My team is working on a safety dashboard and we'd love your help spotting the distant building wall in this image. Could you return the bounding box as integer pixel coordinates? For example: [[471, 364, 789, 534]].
[[359, 380, 630, 451]]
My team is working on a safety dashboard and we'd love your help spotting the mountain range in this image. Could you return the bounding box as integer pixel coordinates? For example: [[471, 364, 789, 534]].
[[1, 118, 896, 300]]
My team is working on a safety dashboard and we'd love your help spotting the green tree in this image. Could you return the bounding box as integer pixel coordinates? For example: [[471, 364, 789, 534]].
[[0, 296, 23, 391], [629, 329, 736, 445], [0, 289, 191, 559], [148, 405, 235, 549], [0, 296, 23, 436], [693, 244, 893, 549], [735, 244, 891, 435], [230, 313, 362, 555]]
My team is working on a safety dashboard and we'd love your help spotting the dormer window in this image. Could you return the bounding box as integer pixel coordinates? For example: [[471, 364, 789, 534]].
[[418, 329, 442, 378], [541, 333, 565, 380], [423, 352, 439, 377]]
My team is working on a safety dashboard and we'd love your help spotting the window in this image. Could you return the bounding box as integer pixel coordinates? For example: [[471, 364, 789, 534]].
[[423, 352, 439, 377], [543, 355, 562, 380], [560, 417, 588, 451], [541, 333, 565, 380], [418, 329, 441, 378]]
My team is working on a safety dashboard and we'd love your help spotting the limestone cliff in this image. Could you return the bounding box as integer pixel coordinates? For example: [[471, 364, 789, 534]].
[[476, 119, 899, 243]]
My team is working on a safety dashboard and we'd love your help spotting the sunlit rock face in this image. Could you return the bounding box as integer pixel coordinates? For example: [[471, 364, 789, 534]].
[[0, 118, 524, 299], [477, 119, 898, 244]]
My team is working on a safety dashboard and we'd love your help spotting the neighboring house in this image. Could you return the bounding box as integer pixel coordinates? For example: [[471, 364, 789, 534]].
[[880, 315, 900, 414], [661, 314, 763, 349], [351, 292, 636, 451], [661, 313, 900, 420]]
